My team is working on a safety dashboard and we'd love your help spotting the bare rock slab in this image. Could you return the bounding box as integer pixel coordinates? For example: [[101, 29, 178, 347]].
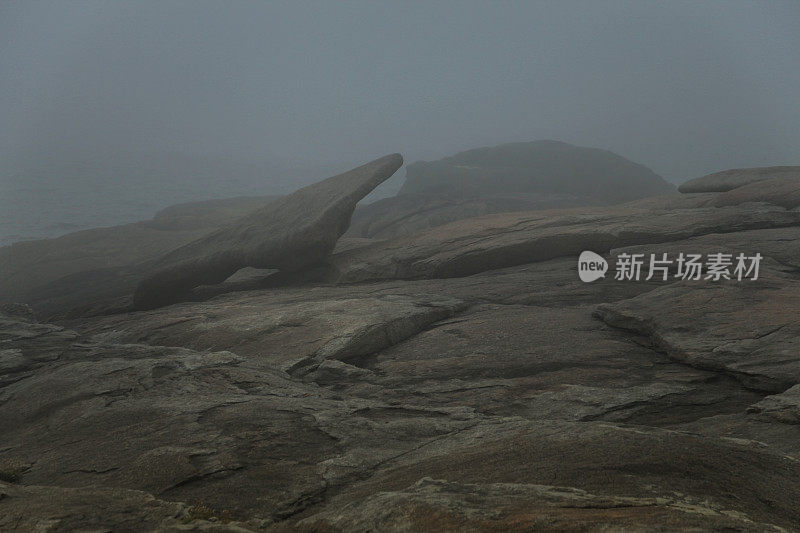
[[77, 289, 465, 371], [595, 277, 800, 392], [324, 204, 800, 284], [679, 166, 800, 193], [353, 303, 761, 424], [713, 176, 800, 210], [300, 477, 783, 532], [133, 154, 402, 310], [748, 384, 800, 424], [303, 419, 800, 531], [0, 482, 185, 532]]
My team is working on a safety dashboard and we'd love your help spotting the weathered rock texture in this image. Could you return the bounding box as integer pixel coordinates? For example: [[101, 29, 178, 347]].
[[713, 176, 800, 209], [133, 154, 402, 310], [678, 165, 800, 193], [4, 155, 800, 531], [324, 203, 800, 283], [595, 276, 800, 392]]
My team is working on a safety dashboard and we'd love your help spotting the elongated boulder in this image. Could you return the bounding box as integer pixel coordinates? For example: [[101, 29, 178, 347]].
[[713, 176, 800, 209], [322, 203, 800, 284], [678, 166, 800, 193], [133, 153, 403, 309]]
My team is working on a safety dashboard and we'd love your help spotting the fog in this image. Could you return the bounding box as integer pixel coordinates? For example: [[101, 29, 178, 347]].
[[1, 1, 799, 242]]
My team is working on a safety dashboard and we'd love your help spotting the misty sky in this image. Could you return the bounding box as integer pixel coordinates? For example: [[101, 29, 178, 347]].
[[1, 0, 799, 185]]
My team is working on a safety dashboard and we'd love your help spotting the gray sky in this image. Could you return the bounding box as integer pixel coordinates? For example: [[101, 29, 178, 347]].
[[1, 0, 799, 184]]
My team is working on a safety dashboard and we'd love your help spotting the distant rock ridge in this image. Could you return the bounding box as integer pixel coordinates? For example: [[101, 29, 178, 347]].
[[344, 140, 676, 239], [399, 140, 675, 203]]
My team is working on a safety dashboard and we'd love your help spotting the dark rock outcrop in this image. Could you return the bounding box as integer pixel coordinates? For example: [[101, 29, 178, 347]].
[[399, 140, 675, 203], [133, 154, 402, 310], [678, 165, 800, 193]]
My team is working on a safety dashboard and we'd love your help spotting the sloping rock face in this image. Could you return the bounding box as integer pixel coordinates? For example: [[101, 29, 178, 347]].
[[0, 482, 187, 532], [0, 195, 278, 315], [6, 160, 800, 530], [78, 291, 466, 371], [324, 203, 800, 283], [679, 165, 800, 193], [595, 276, 800, 392], [400, 140, 675, 203], [299, 476, 790, 532], [299, 420, 800, 532], [133, 154, 402, 310], [346, 192, 594, 239], [713, 176, 800, 209], [146, 195, 281, 231]]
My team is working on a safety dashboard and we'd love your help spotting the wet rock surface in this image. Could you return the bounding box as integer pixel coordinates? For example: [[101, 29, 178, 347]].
[[3, 165, 800, 530]]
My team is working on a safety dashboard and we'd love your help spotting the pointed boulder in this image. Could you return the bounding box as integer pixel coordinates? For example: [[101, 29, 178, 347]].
[[133, 153, 403, 309]]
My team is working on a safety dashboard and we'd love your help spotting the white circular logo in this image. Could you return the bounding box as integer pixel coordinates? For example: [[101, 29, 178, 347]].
[[578, 251, 608, 282]]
